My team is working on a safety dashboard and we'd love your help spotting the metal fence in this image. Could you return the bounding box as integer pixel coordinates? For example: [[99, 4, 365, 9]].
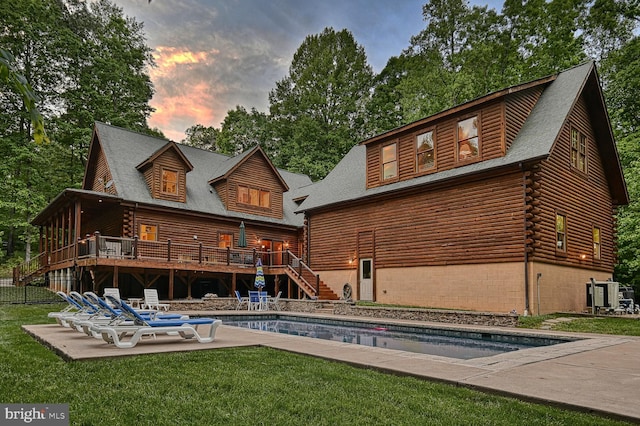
[[0, 277, 61, 305]]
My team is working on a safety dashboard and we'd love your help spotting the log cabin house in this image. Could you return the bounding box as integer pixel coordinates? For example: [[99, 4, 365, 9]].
[[18, 61, 628, 313], [295, 61, 628, 314], [20, 122, 339, 301]]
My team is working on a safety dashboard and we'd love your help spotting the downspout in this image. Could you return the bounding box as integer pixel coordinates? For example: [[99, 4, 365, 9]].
[[520, 162, 530, 316]]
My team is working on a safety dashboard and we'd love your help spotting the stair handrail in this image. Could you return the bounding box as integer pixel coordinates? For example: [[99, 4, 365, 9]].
[[285, 250, 320, 297]]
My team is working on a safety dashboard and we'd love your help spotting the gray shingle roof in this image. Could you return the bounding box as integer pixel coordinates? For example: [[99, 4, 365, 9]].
[[297, 62, 597, 213], [94, 122, 312, 226]]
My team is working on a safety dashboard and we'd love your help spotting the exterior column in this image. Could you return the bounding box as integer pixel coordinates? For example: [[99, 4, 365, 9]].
[[113, 266, 119, 288], [66, 268, 72, 293], [168, 269, 174, 300], [54, 270, 60, 292]]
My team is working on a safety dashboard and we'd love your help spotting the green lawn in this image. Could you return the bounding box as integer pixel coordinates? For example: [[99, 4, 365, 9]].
[[518, 313, 640, 335], [0, 304, 633, 425]]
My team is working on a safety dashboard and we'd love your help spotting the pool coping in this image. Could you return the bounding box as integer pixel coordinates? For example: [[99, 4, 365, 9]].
[[23, 310, 640, 422]]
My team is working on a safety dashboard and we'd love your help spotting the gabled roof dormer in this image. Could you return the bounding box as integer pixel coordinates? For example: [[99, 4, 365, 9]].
[[136, 141, 193, 203], [83, 125, 118, 195], [208, 146, 289, 219]]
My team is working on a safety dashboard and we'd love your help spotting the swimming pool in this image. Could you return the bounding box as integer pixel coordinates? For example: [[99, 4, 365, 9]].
[[220, 314, 577, 360]]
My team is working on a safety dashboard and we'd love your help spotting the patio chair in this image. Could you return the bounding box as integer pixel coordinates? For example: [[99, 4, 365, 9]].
[[234, 291, 248, 310], [90, 296, 222, 348], [259, 291, 269, 311], [48, 291, 90, 327], [142, 288, 170, 311], [103, 288, 121, 307], [74, 292, 187, 338], [267, 291, 282, 311], [98, 237, 116, 257], [248, 291, 261, 311]]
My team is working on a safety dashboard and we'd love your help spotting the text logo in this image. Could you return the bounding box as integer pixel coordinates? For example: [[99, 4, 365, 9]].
[[1, 404, 68, 425]]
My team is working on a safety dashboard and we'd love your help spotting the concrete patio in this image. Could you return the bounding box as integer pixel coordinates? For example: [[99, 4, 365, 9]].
[[23, 311, 640, 423]]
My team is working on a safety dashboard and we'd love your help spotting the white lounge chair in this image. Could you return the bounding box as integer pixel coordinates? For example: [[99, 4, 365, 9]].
[[91, 296, 221, 348], [103, 287, 121, 307], [48, 291, 93, 327], [267, 291, 282, 311], [142, 288, 170, 311]]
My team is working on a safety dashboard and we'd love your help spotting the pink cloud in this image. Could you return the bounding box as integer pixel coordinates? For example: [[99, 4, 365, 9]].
[[147, 47, 225, 141]]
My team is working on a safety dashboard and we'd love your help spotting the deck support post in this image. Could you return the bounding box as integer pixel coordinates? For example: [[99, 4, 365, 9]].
[[168, 268, 174, 300], [113, 265, 119, 288]]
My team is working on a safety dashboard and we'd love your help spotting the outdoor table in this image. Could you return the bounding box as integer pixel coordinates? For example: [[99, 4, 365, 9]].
[[127, 298, 143, 308]]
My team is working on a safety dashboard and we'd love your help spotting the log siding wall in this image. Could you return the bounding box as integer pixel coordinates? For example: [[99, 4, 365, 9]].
[[366, 100, 506, 189], [532, 94, 616, 272], [225, 154, 285, 219], [308, 171, 525, 272], [88, 145, 116, 195], [133, 208, 299, 253], [149, 150, 187, 203]]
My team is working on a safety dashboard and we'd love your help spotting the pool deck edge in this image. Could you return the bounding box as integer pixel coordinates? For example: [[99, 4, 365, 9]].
[[23, 311, 640, 422]]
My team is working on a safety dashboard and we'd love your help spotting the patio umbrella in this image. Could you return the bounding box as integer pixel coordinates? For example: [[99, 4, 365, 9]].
[[238, 221, 247, 248], [254, 257, 265, 290]]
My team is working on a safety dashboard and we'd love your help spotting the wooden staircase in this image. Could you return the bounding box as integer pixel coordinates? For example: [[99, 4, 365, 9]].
[[283, 256, 339, 301]]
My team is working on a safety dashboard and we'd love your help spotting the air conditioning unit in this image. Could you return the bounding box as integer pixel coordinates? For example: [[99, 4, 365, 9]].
[[586, 281, 620, 310]]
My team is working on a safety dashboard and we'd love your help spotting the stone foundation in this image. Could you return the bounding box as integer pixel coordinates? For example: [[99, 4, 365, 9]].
[[169, 298, 518, 327]]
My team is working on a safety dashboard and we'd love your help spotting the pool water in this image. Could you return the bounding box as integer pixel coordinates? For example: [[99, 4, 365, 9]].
[[223, 317, 574, 360]]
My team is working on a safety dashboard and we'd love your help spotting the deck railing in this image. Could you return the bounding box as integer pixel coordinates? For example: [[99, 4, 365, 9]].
[[14, 252, 47, 285], [14, 233, 296, 284]]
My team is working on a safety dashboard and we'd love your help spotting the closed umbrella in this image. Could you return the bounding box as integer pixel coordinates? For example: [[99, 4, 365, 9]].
[[254, 258, 266, 310], [254, 257, 265, 290], [238, 221, 247, 248]]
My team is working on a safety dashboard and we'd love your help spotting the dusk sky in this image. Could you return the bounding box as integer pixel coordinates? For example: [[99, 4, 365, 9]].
[[115, 0, 503, 142]]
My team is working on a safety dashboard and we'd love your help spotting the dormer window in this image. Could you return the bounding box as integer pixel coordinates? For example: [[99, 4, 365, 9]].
[[457, 116, 479, 161], [382, 143, 398, 180], [416, 130, 435, 172], [162, 169, 178, 195], [238, 185, 270, 208]]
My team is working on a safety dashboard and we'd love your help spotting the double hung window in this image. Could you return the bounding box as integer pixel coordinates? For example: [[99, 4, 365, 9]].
[[457, 116, 479, 161], [161, 169, 178, 194], [416, 131, 435, 172], [571, 128, 587, 173], [140, 224, 158, 241], [382, 143, 398, 180], [556, 214, 567, 253]]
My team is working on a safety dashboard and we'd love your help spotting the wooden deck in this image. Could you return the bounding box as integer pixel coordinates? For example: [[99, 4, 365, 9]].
[[15, 234, 338, 300]]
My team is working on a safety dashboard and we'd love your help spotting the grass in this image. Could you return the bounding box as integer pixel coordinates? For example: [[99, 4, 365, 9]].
[[517, 313, 640, 336], [0, 304, 634, 425]]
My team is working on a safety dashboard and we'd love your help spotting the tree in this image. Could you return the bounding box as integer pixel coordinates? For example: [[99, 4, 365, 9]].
[[182, 124, 220, 152], [217, 106, 272, 156], [269, 27, 374, 180], [502, 0, 587, 79], [0, 49, 47, 145], [402, 0, 514, 121], [0, 0, 156, 260], [366, 54, 425, 136], [55, 0, 155, 172]]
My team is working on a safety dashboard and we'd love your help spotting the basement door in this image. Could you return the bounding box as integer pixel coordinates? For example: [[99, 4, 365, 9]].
[[359, 258, 373, 301]]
